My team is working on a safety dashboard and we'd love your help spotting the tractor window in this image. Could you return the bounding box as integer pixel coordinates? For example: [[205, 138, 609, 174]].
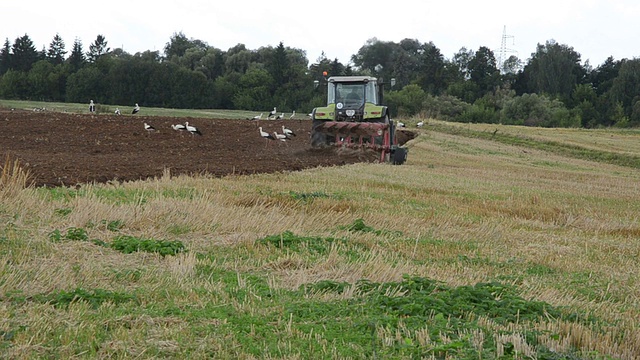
[[365, 82, 377, 104]]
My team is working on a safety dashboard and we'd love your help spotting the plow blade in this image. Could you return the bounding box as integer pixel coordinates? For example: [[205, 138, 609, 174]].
[[317, 121, 391, 163]]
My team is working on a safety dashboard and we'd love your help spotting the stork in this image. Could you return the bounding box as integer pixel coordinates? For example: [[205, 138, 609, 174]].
[[289, 111, 296, 120], [275, 112, 284, 120], [417, 121, 424, 128], [144, 122, 156, 134], [273, 132, 287, 142], [252, 113, 263, 120], [171, 124, 187, 131], [185, 122, 202, 136], [259, 127, 275, 147], [268, 107, 277, 119], [282, 125, 296, 138], [132, 103, 140, 114]]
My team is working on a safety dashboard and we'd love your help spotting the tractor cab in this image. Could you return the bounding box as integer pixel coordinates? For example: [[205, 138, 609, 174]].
[[326, 76, 378, 122]]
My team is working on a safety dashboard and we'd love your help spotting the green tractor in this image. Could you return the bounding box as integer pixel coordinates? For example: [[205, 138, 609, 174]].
[[310, 75, 408, 164]]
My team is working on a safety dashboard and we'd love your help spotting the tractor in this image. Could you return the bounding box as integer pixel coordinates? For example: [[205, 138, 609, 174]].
[[310, 75, 408, 165]]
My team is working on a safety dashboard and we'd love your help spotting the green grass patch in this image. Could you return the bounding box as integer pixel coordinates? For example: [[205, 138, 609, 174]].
[[110, 235, 186, 256], [338, 218, 403, 237], [256, 230, 346, 254]]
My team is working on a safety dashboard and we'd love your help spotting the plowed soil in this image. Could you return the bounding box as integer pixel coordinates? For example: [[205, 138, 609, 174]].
[[1, 109, 414, 187]]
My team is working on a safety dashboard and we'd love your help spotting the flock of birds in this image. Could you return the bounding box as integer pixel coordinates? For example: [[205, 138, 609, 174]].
[[250, 107, 296, 121], [258, 125, 296, 146], [143, 120, 296, 147], [144, 121, 203, 136]]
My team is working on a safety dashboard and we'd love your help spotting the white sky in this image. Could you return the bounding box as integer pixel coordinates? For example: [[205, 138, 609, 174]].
[[2, 0, 639, 67]]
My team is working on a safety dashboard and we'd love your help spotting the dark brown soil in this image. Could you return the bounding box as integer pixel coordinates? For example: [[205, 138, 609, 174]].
[[0, 109, 415, 187]]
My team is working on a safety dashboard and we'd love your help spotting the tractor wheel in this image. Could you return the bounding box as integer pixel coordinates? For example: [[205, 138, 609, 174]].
[[392, 147, 408, 165], [310, 119, 331, 147]]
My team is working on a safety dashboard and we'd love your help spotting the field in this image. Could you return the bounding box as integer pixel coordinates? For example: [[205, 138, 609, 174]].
[[2, 103, 640, 359], [0, 108, 414, 187]]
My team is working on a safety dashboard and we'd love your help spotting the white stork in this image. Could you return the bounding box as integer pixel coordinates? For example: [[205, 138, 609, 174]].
[[417, 121, 424, 128], [282, 125, 296, 138], [259, 127, 275, 147], [289, 111, 296, 120], [144, 122, 156, 134], [171, 124, 187, 131], [185, 122, 202, 136], [132, 103, 140, 114], [273, 131, 287, 142], [268, 107, 277, 119], [252, 113, 263, 120]]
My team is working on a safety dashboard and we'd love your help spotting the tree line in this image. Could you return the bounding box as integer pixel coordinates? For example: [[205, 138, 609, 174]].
[[1, 32, 639, 128]]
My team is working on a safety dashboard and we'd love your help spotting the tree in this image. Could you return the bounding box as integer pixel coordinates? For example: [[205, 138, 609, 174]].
[[87, 35, 110, 63], [467, 46, 500, 101], [224, 45, 255, 75], [67, 38, 85, 71], [0, 38, 11, 75], [46, 33, 67, 65], [607, 58, 640, 124], [589, 56, 622, 96], [351, 38, 396, 78], [28, 60, 56, 100], [388, 39, 420, 89], [11, 34, 38, 72], [415, 41, 447, 95], [518, 40, 587, 105], [450, 47, 474, 80]]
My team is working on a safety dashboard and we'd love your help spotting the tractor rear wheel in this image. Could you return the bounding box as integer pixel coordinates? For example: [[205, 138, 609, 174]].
[[310, 119, 331, 147], [392, 147, 408, 165]]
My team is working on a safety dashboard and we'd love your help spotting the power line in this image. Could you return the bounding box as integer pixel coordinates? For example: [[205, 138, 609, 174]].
[[497, 25, 518, 73]]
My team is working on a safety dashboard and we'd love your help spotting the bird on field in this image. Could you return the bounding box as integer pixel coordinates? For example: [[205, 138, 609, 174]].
[[273, 131, 288, 142], [275, 112, 284, 120], [289, 111, 296, 120], [259, 127, 275, 147], [416, 121, 424, 127], [132, 103, 140, 114], [252, 113, 263, 120], [268, 107, 277, 119], [397, 121, 405, 128], [185, 122, 202, 136], [171, 123, 187, 131], [114, 108, 121, 115], [282, 125, 296, 138], [144, 122, 156, 134]]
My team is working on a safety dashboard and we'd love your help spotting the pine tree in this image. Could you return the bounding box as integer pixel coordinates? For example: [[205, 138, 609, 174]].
[[0, 38, 11, 75], [67, 38, 85, 71], [87, 34, 110, 63], [47, 33, 67, 65], [11, 34, 38, 72]]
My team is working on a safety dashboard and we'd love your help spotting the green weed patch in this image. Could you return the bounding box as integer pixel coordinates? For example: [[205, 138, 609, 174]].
[[339, 218, 403, 237], [110, 235, 186, 256], [256, 230, 346, 254]]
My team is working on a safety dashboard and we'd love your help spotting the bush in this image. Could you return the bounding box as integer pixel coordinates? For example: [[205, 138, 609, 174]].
[[422, 94, 470, 120], [501, 93, 573, 127]]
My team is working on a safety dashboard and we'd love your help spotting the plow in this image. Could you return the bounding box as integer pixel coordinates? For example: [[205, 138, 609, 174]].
[[310, 75, 408, 165], [315, 121, 403, 163]]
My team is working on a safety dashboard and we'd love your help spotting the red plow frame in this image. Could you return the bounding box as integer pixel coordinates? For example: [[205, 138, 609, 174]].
[[317, 121, 391, 163]]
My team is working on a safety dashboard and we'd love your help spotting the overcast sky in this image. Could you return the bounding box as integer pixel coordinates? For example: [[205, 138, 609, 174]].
[[2, 0, 638, 68]]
